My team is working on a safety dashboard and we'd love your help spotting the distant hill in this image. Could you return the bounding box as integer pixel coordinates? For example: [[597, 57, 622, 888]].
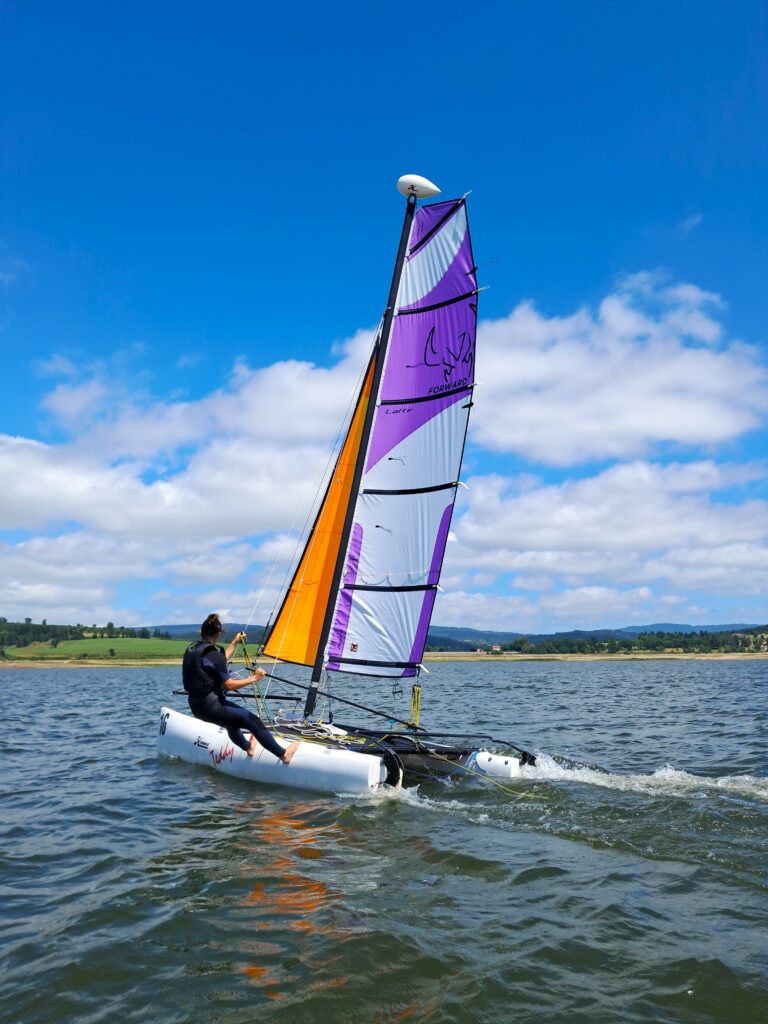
[[149, 621, 762, 651], [616, 622, 757, 637], [427, 626, 523, 647], [150, 623, 267, 643]]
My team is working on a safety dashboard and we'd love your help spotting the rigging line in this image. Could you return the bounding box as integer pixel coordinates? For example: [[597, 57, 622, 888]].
[[264, 669, 425, 731], [262, 324, 383, 684], [238, 636, 271, 723], [171, 689, 301, 702], [244, 324, 382, 692], [241, 336, 374, 639]]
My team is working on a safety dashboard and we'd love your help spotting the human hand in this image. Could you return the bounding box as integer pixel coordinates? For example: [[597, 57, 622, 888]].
[[234, 631, 246, 644]]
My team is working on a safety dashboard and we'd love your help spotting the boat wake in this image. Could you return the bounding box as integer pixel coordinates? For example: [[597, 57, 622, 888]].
[[348, 753, 768, 805], [518, 753, 768, 802]]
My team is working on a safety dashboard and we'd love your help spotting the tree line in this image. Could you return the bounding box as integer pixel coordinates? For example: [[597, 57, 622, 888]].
[[498, 628, 767, 655], [0, 618, 173, 650]]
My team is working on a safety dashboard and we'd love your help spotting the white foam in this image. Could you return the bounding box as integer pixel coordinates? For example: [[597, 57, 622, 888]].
[[343, 754, 768, 806], [518, 753, 768, 802]]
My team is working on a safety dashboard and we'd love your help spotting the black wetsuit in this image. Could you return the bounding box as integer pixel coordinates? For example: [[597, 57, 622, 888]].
[[183, 642, 285, 759]]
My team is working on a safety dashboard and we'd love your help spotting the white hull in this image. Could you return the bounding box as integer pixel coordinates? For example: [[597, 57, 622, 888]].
[[464, 749, 524, 779], [157, 707, 393, 795]]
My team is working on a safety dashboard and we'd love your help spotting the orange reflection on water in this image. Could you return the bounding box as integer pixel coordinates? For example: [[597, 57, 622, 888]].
[[237, 806, 350, 996], [377, 997, 439, 1022]]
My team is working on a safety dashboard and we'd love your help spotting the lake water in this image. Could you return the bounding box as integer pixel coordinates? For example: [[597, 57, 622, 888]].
[[1, 660, 766, 1023]]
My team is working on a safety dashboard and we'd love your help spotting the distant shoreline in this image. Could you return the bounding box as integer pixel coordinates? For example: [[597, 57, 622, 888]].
[[2, 651, 767, 668]]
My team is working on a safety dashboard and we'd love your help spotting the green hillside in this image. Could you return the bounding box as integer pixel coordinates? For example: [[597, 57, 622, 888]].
[[4, 637, 189, 660]]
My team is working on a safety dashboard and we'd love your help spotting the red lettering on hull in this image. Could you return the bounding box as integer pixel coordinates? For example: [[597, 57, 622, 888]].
[[210, 740, 236, 767]]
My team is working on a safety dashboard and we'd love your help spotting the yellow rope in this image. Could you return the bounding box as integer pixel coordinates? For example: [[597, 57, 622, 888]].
[[239, 636, 271, 723], [408, 685, 421, 728]]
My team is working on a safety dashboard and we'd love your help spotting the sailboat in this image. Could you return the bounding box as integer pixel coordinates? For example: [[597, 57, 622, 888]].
[[158, 174, 535, 795]]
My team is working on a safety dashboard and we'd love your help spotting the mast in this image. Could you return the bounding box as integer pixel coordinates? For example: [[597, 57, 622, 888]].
[[303, 193, 418, 717]]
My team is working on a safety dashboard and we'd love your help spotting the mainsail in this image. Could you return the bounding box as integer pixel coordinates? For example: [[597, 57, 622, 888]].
[[264, 192, 477, 689]]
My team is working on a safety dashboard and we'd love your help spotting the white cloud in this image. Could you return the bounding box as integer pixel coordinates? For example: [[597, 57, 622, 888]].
[[35, 354, 78, 377], [41, 328, 378, 463], [0, 254, 30, 288], [474, 275, 766, 464], [443, 462, 768, 609], [677, 213, 703, 234], [3, 275, 767, 631], [176, 352, 203, 369], [0, 579, 139, 628], [433, 584, 672, 632], [41, 380, 110, 428]]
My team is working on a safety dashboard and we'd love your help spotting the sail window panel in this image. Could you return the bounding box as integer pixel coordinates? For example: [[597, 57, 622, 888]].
[[399, 204, 469, 309], [325, 588, 436, 678], [380, 295, 476, 404], [364, 394, 470, 489], [350, 490, 455, 589]]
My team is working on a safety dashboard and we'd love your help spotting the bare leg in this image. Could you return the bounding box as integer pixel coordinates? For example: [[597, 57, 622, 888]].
[[280, 741, 299, 765]]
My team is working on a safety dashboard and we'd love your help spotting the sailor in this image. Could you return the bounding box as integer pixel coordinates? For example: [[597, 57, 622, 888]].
[[183, 613, 299, 764]]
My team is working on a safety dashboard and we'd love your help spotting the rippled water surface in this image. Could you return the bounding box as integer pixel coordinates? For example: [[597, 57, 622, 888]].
[[1, 661, 766, 1023]]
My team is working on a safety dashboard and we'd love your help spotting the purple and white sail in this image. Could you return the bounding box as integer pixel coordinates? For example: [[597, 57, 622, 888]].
[[324, 197, 478, 678]]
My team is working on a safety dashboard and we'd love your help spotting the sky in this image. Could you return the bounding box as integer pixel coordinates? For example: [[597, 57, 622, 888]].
[[1, 0, 767, 633]]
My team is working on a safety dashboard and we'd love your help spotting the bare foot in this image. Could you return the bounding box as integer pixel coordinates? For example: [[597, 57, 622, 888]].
[[280, 741, 299, 765], [246, 735, 257, 758]]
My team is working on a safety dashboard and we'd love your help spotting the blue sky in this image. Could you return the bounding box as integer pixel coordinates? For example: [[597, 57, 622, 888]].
[[1, 0, 766, 631]]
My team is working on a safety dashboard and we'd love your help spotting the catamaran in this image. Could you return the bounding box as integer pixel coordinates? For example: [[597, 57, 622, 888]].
[[158, 174, 535, 794]]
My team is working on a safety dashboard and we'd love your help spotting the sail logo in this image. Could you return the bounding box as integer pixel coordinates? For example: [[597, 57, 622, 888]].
[[422, 319, 475, 389], [427, 378, 469, 396]]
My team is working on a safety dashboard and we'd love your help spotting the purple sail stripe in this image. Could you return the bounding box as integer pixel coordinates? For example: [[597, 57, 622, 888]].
[[427, 502, 454, 585], [379, 295, 477, 403], [406, 588, 437, 668], [366, 389, 467, 472], [401, 232, 476, 312], [326, 523, 363, 659], [406, 502, 454, 668], [343, 523, 363, 585], [408, 200, 461, 255]]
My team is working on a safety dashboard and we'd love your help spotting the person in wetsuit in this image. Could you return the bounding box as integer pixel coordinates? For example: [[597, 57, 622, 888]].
[[183, 613, 299, 764]]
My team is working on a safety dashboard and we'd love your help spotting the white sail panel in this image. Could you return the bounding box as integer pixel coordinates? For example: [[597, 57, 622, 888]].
[[363, 393, 471, 491], [398, 204, 468, 309], [325, 588, 436, 678], [352, 490, 455, 587]]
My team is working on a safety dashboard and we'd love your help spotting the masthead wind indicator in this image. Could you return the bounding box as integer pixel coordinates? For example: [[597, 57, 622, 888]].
[[397, 174, 441, 199]]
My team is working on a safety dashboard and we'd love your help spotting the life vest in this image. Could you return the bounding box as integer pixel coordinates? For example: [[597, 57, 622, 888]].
[[182, 641, 221, 699]]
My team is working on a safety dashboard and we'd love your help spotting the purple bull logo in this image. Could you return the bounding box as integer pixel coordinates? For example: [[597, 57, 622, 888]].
[[421, 318, 475, 394]]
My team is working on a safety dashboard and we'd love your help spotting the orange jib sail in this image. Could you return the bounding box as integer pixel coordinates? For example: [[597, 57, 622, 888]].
[[263, 356, 376, 667]]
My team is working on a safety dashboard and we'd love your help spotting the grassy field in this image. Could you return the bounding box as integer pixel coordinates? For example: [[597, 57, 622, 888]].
[[3, 638, 766, 666], [3, 637, 191, 660]]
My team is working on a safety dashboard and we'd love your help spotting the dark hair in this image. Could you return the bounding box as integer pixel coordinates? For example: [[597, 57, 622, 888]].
[[201, 613, 223, 639]]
